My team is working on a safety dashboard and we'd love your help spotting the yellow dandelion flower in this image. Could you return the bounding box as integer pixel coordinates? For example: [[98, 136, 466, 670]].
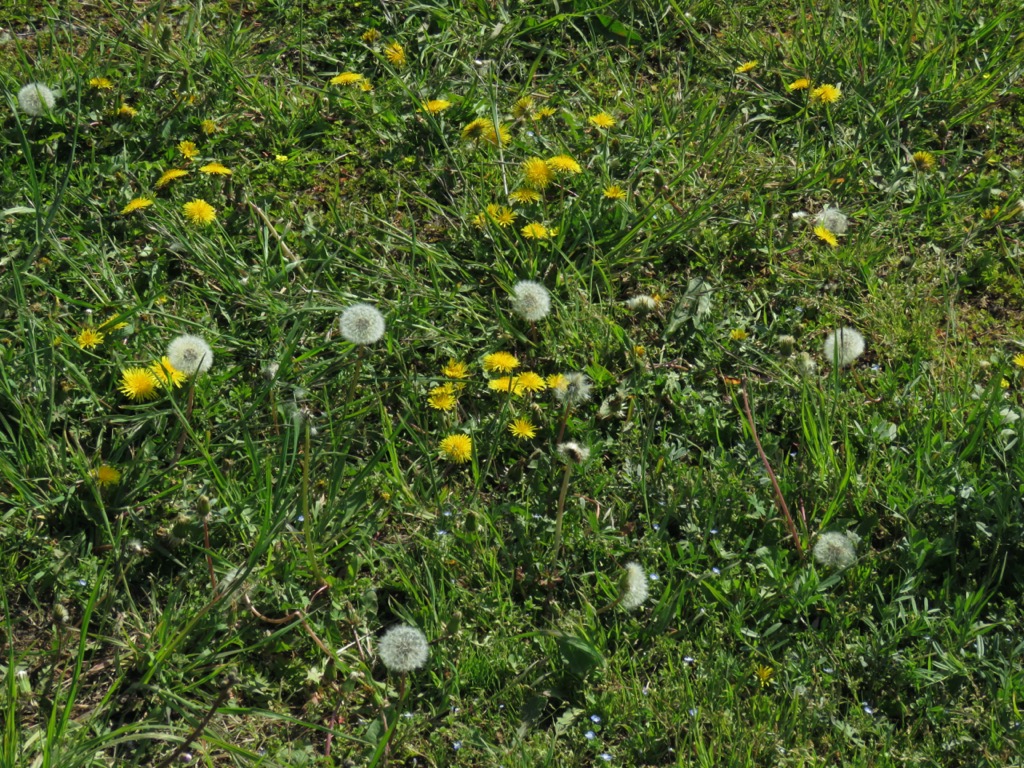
[[754, 665, 774, 687], [633, 345, 646, 357], [787, 77, 811, 91], [358, 80, 374, 92], [423, 99, 452, 114], [811, 84, 841, 104], [547, 154, 582, 174], [199, 162, 232, 175], [532, 106, 557, 120], [443, 359, 469, 379], [89, 76, 114, 90], [178, 140, 199, 159], [117, 103, 137, 118], [1002, 378, 1011, 388], [603, 184, 627, 200], [521, 222, 552, 240], [76, 328, 104, 349], [483, 351, 519, 373], [515, 371, 546, 393], [384, 42, 406, 67], [155, 168, 189, 188], [331, 72, 364, 86], [150, 357, 187, 388], [488, 376, 519, 395], [428, 384, 457, 411], [119, 367, 160, 401], [486, 204, 516, 227], [183, 199, 216, 226], [735, 60, 758, 74], [509, 188, 542, 204], [523, 157, 553, 190], [912, 151, 936, 171], [508, 417, 537, 439], [813, 225, 838, 247], [1013, 353, 1024, 369], [511, 96, 535, 119], [99, 314, 129, 331], [439, 433, 472, 463], [589, 111, 616, 129], [546, 373, 568, 391], [120, 197, 153, 215], [93, 464, 121, 487], [462, 117, 489, 140], [201, 119, 218, 134], [362, 28, 381, 44], [483, 122, 511, 146], [275, 154, 289, 163], [730, 329, 748, 341]]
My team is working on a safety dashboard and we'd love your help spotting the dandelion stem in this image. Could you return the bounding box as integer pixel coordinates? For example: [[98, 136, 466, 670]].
[[555, 403, 571, 444], [172, 383, 196, 463], [551, 462, 574, 566], [343, 346, 367, 417], [301, 418, 326, 585]]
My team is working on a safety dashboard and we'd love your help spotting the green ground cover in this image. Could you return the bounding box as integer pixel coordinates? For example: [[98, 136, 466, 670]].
[[2, 1, 1024, 765]]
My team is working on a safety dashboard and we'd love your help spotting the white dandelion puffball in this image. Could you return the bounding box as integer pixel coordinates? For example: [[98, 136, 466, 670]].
[[814, 206, 848, 235], [510, 280, 551, 322], [18, 83, 56, 116], [823, 327, 865, 367], [812, 531, 857, 570], [557, 441, 591, 465], [167, 334, 214, 375], [339, 303, 385, 345], [377, 624, 429, 673], [555, 372, 592, 406], [619, 562, 650, 611]]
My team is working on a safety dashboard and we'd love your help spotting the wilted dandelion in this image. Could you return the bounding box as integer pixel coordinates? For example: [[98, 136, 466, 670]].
[[331, 72, 364, 86], [439, 434, 472, 463], [377, 625, 429, 673], [554, 372, 591, 405], [603, 184, 627, 200], [795, 351, 817, 377], [183, 199, 216, 225], [589, 112, 616, 129], [510, 280, 551, 322], [625, 295, 659, 311], [121, 197, 153, 215], [384, 42, 406, 67], [199, 162, 232, 175], [557, 441, 590, 464], [361, 28, 381, 44], [167, 334, 214, 375], [523, 157, 553, 190], [815, 207, 848, 235], [178, 141, 199, 159], [119, 368, 160, 401], [76, 328, 104, 349], [156, 169, 189, 188], [754, 665, 774, 687], [823, 327, 865, 367], [618, 562, 649, 610], [508, 417, 537, 439], [811, 84, 841, 104], [735, 60, 758, 73], [787, 77, 811, 91], [422, 99, 452, 114], [812, 531, 857, 569], [18, 83, 56, 116], [547, 154, 582, 174], [483, 351, 519, 373], [339, 304, 385, 345], [813, 225, 838, 247]]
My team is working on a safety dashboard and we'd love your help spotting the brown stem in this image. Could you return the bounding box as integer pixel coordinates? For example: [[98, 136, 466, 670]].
[[739, 381, 804, 559], [550, 463, 573, 567]]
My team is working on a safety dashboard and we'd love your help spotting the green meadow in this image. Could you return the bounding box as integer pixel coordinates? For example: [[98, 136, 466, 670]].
[[3, 1, 1024, 765]]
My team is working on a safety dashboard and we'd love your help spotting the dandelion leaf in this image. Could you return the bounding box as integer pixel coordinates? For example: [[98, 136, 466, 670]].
[[665, 277, 712, 337]]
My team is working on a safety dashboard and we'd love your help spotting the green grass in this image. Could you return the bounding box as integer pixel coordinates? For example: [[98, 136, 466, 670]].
[[2, 0, 1024, 766]]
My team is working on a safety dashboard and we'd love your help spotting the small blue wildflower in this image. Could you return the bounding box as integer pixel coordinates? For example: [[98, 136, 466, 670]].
[[585, 730, 596, 740], [712, 567, 720, 575], [452, 741, 462, 751], [688, 708, 698, 716], [599, 754, 612, 762], [648, 573, 659, 581], [862, 703, 875, 715], [296, 515, 305, 523], [683, 656, 695, 664], [590, 714, 602, 724]]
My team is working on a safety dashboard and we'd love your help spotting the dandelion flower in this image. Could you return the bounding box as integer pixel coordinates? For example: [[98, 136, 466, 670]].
[[384, 42, 406, 67], [93, 464, 121, 487], [119, 367, 160, 401], [787, 77, 811, 91], [156, 169, 189, 188], [150, 357, 187, 388], [117, 103, 138, 118], [546, 373, 568, 391], [557, 441, 590, 464], [508, 417, 536, 439], [730, 329, 748, 341], [462, 117, 490, 140], [618, 562, 649, 610], [795, 351, 817, 377], [167, 334, 214, 375], [822, 327, 865, 367], [275, 154, 289, 163], [510, 280, 551, 322], [89, 77, 114, 90], [515, 371, 547, 393], [754, 665, 774, 687], [523, 157, 553, 190], [178, 140, 199, 159], [182, 199, 217, 226], [547, 154, 582, 174], [811, 84, 841, 104], [521, 222, 552, 240], [488, 376, 518, 394], [201, 119, 218, 134], [439, 433, 472, 463], [735, 60, 758, 74], [815, 207, 848, 235], [603, 184, 627, 200], [331, 72, 364, 86], [589, 112, 616, 129], [533, 106, 557, 120], [76, 328, 104, 349], [483, 122, 510, 146], [199, 162, 232, 175], [509, 188, 542, 204], [554, 372, 592, 405], [912, 151, 936, 171], [1013, 353, 1024, 369], [422, 99, 452, 114], [361, 28, 382, 44], [483, 351, 519, 373], [442, 359, 469, 380], [121, 197, 154, 215], [486, 204, 516, 227], [339, 303, 386, 345], [18, 83, 56, 116], [428, 384, 457, 411], [377, 624, 429, 673], [812, 531, 857, 569], [813, 225, 838, 248]]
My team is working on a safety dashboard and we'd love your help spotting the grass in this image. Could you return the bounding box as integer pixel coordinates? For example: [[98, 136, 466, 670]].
[[2, 0, 1024, 765]]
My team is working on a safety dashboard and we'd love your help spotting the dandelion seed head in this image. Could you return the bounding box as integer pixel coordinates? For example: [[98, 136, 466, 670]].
[[619, 562, 650, 610], [815, 207, 848, 235], [557, 441, 590, 464], [510, 280, 551, 322], [339, 303, 385, 345], [167, 334, 214, 375], [377, 624, 428, 672], [823, 327, 865, 367], [18, 83, 56, 116], [812, 531, 857, 569], [555, 372, 592, 405]]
